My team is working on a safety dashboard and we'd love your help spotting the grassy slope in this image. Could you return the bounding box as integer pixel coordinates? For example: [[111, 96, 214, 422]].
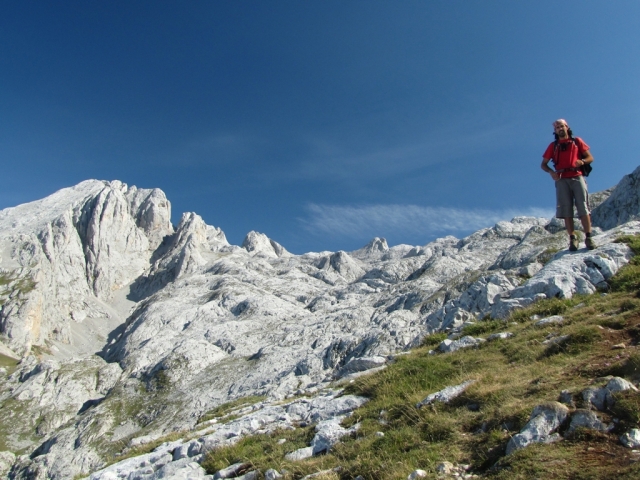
[[199, 235, 640, 479]]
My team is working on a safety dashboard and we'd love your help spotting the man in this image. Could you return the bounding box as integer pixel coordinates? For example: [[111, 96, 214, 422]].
[[541, 119, 595, 251]]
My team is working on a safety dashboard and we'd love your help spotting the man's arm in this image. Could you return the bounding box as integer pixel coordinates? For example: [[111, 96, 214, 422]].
[[579, 150, 593, 166], [541, 157, 559, 181]]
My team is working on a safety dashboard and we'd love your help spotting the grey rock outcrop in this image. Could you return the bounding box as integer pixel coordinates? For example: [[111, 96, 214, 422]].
[[566, 409, 612, 434], [506, 402, 569, 455], [620, 429, 640, 448], [592, 165, 640, 229], [0, 180, 173, 356], [535, 315, 564, 327], [416, 380, 476, 408], [438, 336, 484, 354], [582, 376, 638, 411], [2, 169, 640, 479], [0, 451, 16, 478], [310, 418, 359, 454]]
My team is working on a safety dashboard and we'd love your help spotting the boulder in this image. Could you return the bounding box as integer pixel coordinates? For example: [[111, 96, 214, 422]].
[[0, 451, 16, 478], [506, 402, 569, 455], [620, 429, 640, 449], [416, 380, 476, 408], [438, 336, 484, 354], [566, 409, 612, 434]]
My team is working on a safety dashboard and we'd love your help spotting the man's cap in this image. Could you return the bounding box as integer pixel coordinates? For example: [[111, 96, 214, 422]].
[[553, 119, 569, 128]]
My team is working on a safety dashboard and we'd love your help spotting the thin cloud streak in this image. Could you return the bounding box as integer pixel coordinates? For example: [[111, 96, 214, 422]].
[[294, 122, 516, 182], [301, 203, 554, 242]]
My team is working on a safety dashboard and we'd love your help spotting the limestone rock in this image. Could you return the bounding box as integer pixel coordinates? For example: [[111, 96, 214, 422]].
[[506, 402, 569, 455], [620, 429, 640, 448], [436, 462, 455, 474], [566, 409, 612, 434], [242, 231, 288, 258], [213, 461, 251, 479], [284, 447, 313, 461], [407, 470, 427, 479], [592, 165, 640, 229], [0, 180, 173, 356], [2, 172, 640, 479], [311, 418, 358, 454], [416, 380, 476, 408], [0, 451, 16, 478], [438, 336, 484, 354], [486, 332, 513, 341], [535, 315, 564, 327], [583, 376, 638, 411], [264, 469, 283, 480], [337, 355, 386, 377]]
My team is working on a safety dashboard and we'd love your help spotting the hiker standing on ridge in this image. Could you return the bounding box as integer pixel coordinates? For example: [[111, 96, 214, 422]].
[[541, 118, 596, 251]]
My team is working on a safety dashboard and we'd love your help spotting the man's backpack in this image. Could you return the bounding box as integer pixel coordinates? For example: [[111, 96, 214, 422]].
[[553, 137, 593, 177]]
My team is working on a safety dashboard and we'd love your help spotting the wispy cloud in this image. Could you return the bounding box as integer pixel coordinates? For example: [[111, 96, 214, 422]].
[[293, 122, 516, 182], [301, 203, 554, 242]]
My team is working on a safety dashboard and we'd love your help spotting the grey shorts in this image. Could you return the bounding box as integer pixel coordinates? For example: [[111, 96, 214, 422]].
[[555, 176, 590, 218]]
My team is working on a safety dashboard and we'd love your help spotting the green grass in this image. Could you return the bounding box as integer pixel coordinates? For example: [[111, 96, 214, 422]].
[[197, 395, 267, 425], [0, 271, 37, 308], [461, 319, 506, 337], [0, 353, 19, 372], [198, 234, 640, 479]]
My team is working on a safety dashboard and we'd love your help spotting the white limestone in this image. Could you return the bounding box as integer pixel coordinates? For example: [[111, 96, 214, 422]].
[[506, 402, 570, 455], [1, 166, 640, 479], [416, 380, 476, 408], [620, 429, 640, 449]]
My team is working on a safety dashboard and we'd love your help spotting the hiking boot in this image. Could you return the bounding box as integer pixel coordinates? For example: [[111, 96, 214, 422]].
[[585, 236, 596, 250], [569, 236, 579, 251]]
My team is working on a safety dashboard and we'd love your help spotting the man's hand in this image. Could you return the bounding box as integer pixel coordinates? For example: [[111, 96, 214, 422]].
[[541, 157, 559, 180]]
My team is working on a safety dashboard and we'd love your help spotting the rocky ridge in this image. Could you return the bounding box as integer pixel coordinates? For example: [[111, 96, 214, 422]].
[[1, 166, 640, 478]]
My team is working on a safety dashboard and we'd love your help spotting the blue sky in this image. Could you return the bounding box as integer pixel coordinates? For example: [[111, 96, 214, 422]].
[[1, 1, 639, 254]]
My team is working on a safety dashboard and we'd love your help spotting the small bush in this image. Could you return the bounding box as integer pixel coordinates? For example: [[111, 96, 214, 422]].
[[198, 395, 266, 424], [542, 327, 600, 357], [538, 248, 560, 265], [419, 415, 456, 443], [616, 235, 640, 256], [462, 320, 505, 337], [610, 235, 640, 292], [499, 342, 539, 364], [421, 332, 448, 347], [619, 299, 639, 312], [597, 318, 626, 330], [607, 353, 640, 380], [610, 390, 640, 426], [510, 298, 572, 323]]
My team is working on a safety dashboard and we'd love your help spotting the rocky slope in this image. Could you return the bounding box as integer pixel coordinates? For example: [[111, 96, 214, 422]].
[[1, 166, 640, 479]]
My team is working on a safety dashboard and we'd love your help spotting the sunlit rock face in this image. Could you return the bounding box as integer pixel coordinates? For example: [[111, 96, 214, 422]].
[[1, 168, 639, 479], [0, 180, 173, 356], [592, 165, 640, 229]]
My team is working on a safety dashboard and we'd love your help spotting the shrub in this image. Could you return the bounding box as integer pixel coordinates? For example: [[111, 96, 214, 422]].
[[542, 327, 600, 357], [610, 389, 640, 430], [597, 318, 626, 330], [421, 332, 448, 347], [510, 298, 572, 323], [462, 320, 505, 336]]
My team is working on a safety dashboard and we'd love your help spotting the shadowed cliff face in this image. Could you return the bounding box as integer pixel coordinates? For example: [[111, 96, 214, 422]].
[[0, 167, 639, 479]]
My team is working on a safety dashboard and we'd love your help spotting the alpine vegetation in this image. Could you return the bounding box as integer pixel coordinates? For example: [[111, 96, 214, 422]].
[[1, 166, 640, 479]]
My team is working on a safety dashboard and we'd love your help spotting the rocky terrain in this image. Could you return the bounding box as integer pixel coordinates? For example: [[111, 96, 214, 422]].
[[1, 166, 640, 479]]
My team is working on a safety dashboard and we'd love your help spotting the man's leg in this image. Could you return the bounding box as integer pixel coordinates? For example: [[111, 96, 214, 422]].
[[580, 215, 596, 249], [564, 217, 575, 235], [579, 214, 592, 234], [564, 217, 579, 251]]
